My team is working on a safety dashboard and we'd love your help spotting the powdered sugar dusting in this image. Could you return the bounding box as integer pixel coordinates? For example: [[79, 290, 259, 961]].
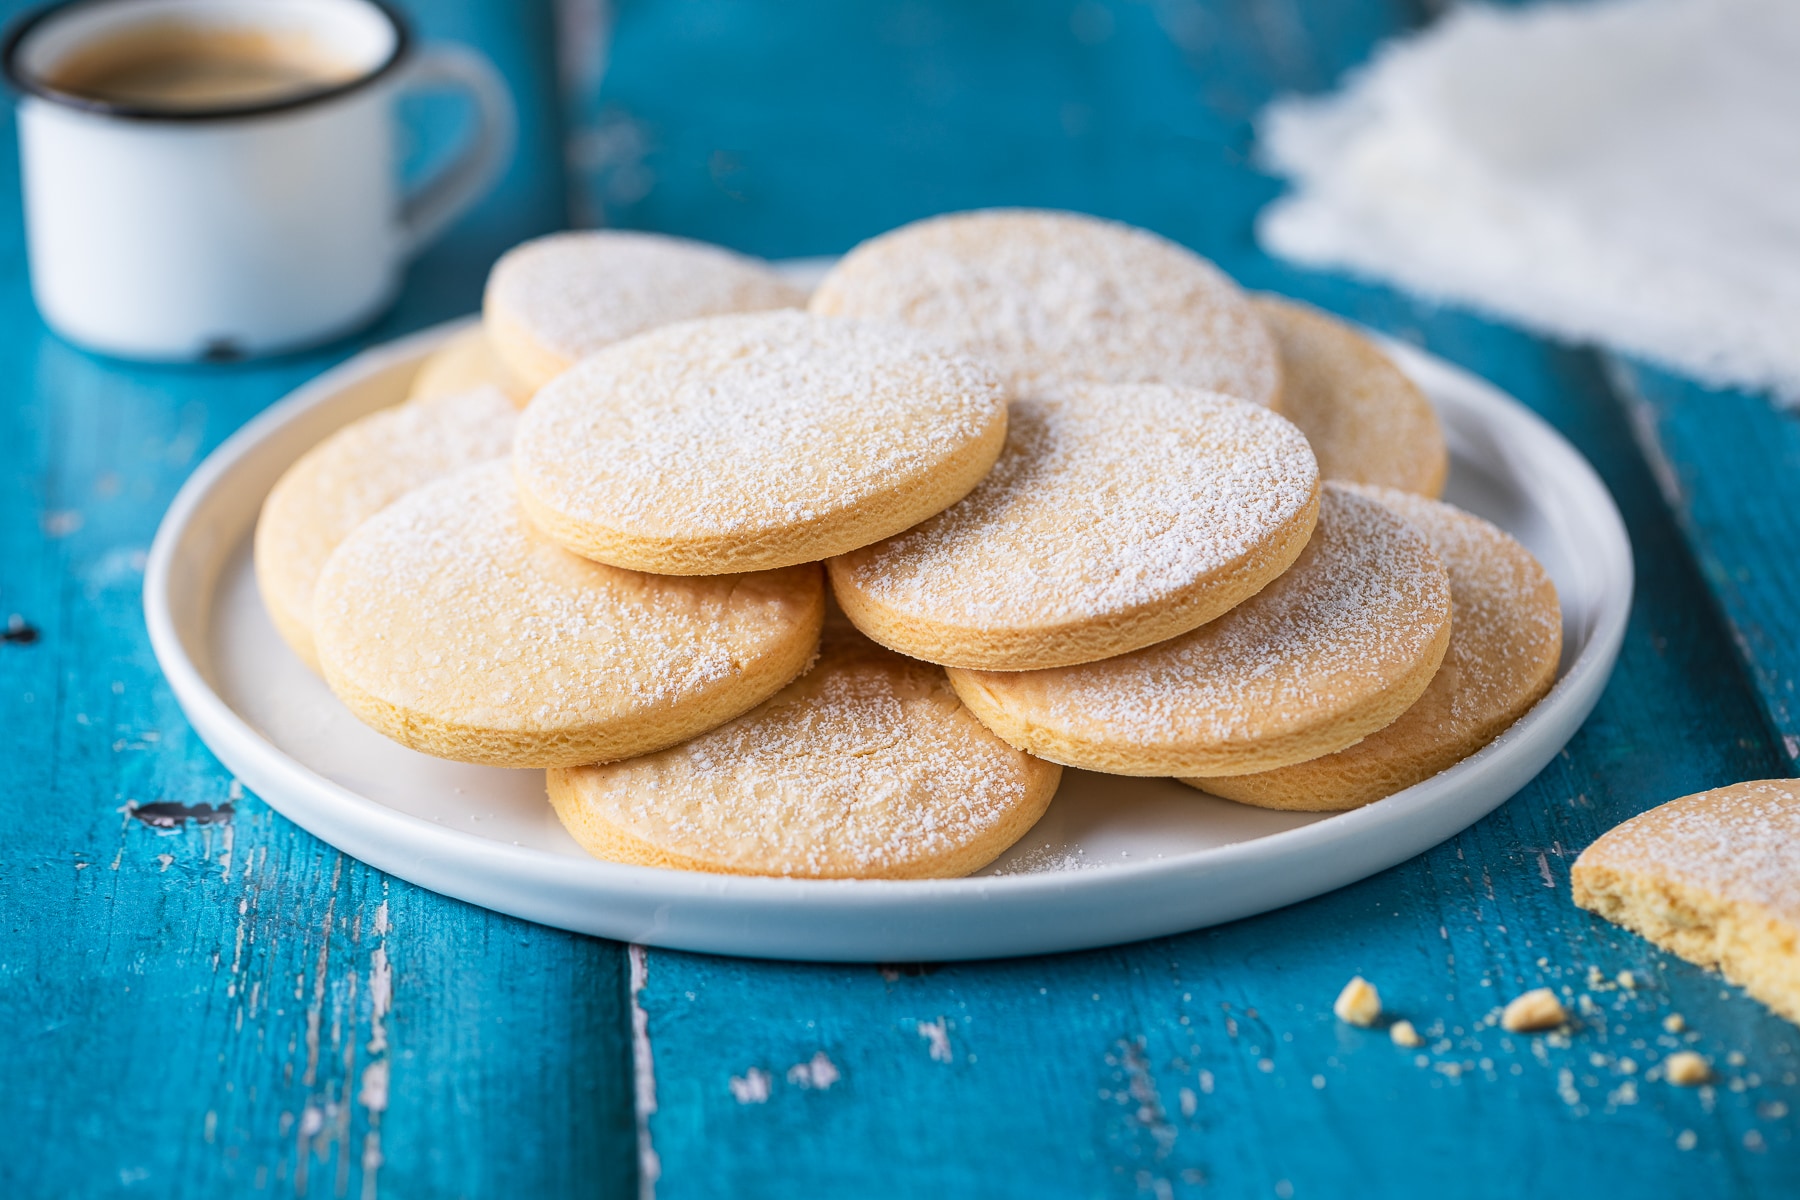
[[560, 629, 1053, 876], [294, 387, 517, 542], [987, 842, 1101, 876], [313, 461, 817, 732], [834, 384, 1317, 628], [1365, 488, 1561, 729], [515, 311, 1007, 538], [1203, 488, 1560, 801], [972, 485, 1450, 745], [485, 230, 804, 366], [810, 209, 1280, 406], [1584, 780, 1800, 925], [256, 385, 517, 640]]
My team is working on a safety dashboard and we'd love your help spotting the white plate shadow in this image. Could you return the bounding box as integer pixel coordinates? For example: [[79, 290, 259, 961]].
[[145, 312, 1631, 961]]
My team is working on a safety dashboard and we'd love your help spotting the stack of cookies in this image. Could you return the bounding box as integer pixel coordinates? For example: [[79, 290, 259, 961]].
[[254, 210, 1563, 880]]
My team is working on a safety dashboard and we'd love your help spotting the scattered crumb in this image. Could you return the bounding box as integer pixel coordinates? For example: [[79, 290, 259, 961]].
[[1334, 976, 1382, 1027], [728, 1068, 772, 1104], [1665, 1052, 1712, 1087], [786, 1051, 840, 1090], [1616, 970, 1637, 990], [1390, 1020, 1423, 1048], [1501, 988, 1567, 1033], [1663, 1013, 1686, 1034], [1727, 1050, 1746, 1068], [1677, 1129, 1697, 1151]]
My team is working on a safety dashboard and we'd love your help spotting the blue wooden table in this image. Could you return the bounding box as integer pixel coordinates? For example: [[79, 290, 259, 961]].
[[5, 2, 1797, 1196]]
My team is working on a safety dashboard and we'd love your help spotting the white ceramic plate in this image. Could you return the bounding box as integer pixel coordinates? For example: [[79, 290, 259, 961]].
[[145, 309, 1631, 962]]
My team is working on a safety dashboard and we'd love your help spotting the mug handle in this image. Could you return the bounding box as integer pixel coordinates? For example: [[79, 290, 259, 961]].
[[395, 44, 518, 257]]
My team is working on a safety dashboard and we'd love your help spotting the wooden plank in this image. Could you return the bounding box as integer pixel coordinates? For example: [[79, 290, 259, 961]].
[[580, 2, 1800, 1195], [571, 0, 1427, 257], [1607, 361, 1800, 771], [0, 3, 637, 1197]]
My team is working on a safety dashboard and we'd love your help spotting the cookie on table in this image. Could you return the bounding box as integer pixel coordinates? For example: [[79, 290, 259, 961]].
[[548, 619, 1063, 879], [1572, 779, 1800, 1026], [809, 209, 1282, 408], [254, 385, 517, 672], [1192, 486, 1561, 809], [407, 325, 532, 408], [829, 383, 1320, 670], [1252, 296, 1447, 497], [947, 485, 1452, 777], [312, 461, 824, 768], [514, 310, 1010, 574], [484, 230, 807, 390]]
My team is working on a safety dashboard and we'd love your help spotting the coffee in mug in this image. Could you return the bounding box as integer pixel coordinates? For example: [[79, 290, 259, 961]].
[[3, 0, 516, 361], [42, 21, 360, 112]]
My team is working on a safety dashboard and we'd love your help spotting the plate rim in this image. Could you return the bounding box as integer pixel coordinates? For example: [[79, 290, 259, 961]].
[[144, 316, 1633, 957]]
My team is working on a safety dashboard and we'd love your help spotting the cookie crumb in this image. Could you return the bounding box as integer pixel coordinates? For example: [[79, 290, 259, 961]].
[[1676, 1129, 1697, 1151], [1663, 1013, 1686, 1034], [1616, 970, 1638, 990], [1665, 1051, 1711, 1086], [1334, 976, 1382, 1027], [1501, 988, 1566, 1032], [1389, 1019, 1423, 1048], [1727, 1050, 1746, 1067]]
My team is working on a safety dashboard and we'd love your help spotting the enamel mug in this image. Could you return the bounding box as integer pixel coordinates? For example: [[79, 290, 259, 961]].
[[3, 0, 516, 360]]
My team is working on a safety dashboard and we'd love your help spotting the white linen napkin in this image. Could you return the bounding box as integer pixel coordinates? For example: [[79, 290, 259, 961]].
[[1256, 0, 1800, 402]]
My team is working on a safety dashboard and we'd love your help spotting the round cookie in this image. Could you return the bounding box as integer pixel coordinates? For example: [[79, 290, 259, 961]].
[[829, 383, 1320, 670], [312, 461, 824, 768], [514, 310, 1010, 575], [1572, 779, 1800, 1027], [809, 209, 1282, 407], [947, 485, 1453, 777], [484, 230, 807, 391], [407, 325, 532, 408], [547, 621, 1063, 879], [1190, 487, 1561, 809], [254, 385, 518, 672], [1253, 296, 1447, 496]]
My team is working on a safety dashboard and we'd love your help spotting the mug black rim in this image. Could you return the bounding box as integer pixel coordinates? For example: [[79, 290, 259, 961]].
[[1, 0, 412, 123]]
